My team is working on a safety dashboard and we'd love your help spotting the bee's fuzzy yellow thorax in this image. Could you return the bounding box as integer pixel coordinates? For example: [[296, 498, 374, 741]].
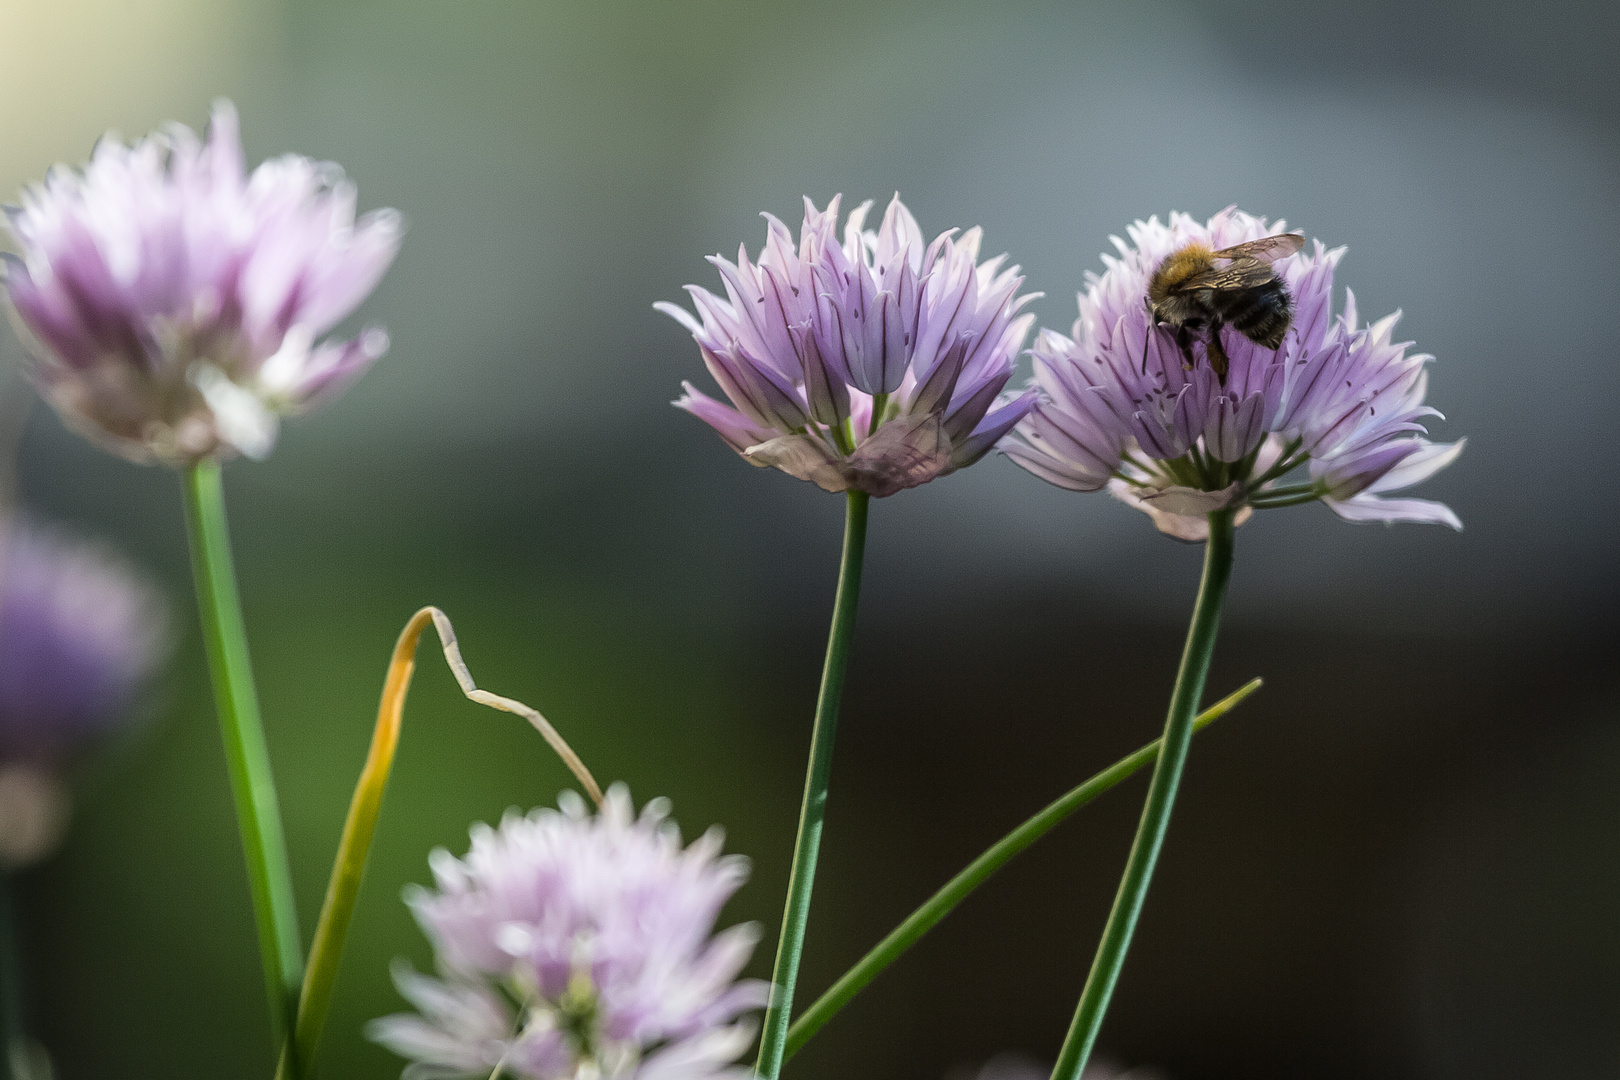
[[1147, 244, 1215, 302]]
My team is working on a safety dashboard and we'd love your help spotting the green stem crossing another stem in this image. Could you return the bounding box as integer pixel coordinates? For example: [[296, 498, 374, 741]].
[[182, 461, 303, 1057], [1049, 509, 1238, 1080], [754, 490, 870, 1080], [781, 676, 1262, 1062]]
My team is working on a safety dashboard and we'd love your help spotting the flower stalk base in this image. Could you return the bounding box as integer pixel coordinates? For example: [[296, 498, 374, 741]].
[[1049, 509, 1237, 1080], [755, 490, 870, 1080], [782, 677, 1261, 1062], [181, 461, 302, 1052]]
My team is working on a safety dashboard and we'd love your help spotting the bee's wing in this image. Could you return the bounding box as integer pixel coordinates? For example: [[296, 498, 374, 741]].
[[1166, 257, 1276, 293], [1210, 233, 1305, 264]]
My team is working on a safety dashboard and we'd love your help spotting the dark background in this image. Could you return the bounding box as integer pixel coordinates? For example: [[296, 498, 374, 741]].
[[1, 1, 1616, 1077]]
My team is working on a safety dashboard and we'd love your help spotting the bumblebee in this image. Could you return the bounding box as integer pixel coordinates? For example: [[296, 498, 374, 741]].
[[1145, 232, 1305, 381]]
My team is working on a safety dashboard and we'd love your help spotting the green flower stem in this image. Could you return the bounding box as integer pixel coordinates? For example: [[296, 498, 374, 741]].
[[755, 490, 870, 1080], [1250, 489, 1324, 509], [1249, 501, 1317, 511], [0, 872, 19, 1080], [1049, 509, 1238, 1080], [182, 461, 303, 1055], [1250, 481, 1317, 500], [782, 676, 1262, 1062], [1249, 438, 1306, 487]]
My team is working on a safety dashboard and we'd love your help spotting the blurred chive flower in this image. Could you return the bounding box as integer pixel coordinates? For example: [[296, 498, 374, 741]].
[[369, 785, 768, 1080], [999, 208, 1463, 541], [2, 100, 402, 465], [0, 515, 166, 865], [658, 195, 1038, 497]]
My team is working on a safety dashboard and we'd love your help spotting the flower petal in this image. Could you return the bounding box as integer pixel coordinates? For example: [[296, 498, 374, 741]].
[[843, 412, 951, 497], [1324, 493, 1463, 530], [1109, 479, 1254, 541], [742, 433, 848, 491]]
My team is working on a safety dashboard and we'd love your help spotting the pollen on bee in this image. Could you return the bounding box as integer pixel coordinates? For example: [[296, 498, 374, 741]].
[[1148, 244, 1217, 299]]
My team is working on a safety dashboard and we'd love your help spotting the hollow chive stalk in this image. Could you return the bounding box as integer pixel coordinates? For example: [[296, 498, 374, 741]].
[[1049, 508, 1238, 1080], [781, 676, 1263, 1062], [181, 460, 302, 1055], [754, 490, 870, 1080]]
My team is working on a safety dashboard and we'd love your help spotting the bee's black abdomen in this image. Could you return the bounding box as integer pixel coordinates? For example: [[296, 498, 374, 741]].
[[1217, 278, 1292, 351]]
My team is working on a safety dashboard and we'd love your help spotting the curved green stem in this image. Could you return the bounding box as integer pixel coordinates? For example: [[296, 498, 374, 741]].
[[782, 677, 1262, 1062], [1049, 509, 1237, 1080], [754, 490, 870, 1080], [182, 461, 303, 1056], [277, 606, 605, 1080]]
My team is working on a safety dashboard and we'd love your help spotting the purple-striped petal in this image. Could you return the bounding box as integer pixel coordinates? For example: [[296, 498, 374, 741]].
[[662, 195, 1034, 496], [1004, 207, 1461, 533], [372, 787, 768, 1080], [2, 100, 399, 465]]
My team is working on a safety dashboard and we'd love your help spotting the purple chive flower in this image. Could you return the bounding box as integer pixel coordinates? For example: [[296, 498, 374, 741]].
[[0, 516, 166, 764], [2, 100, 402, 465], [658, 195, 1038, 497], [369, 785, 768, 1080], [1000, 208, 1464, 541], [0, 516, 166, 865]]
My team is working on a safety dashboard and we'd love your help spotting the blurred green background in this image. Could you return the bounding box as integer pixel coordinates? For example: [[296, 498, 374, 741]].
[[2, 1, 1617, 1078]]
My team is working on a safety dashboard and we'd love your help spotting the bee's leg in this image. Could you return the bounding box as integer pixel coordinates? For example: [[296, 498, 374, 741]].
[[1205, 322, 1230, 384], [1174, 324, 1197, 372]]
